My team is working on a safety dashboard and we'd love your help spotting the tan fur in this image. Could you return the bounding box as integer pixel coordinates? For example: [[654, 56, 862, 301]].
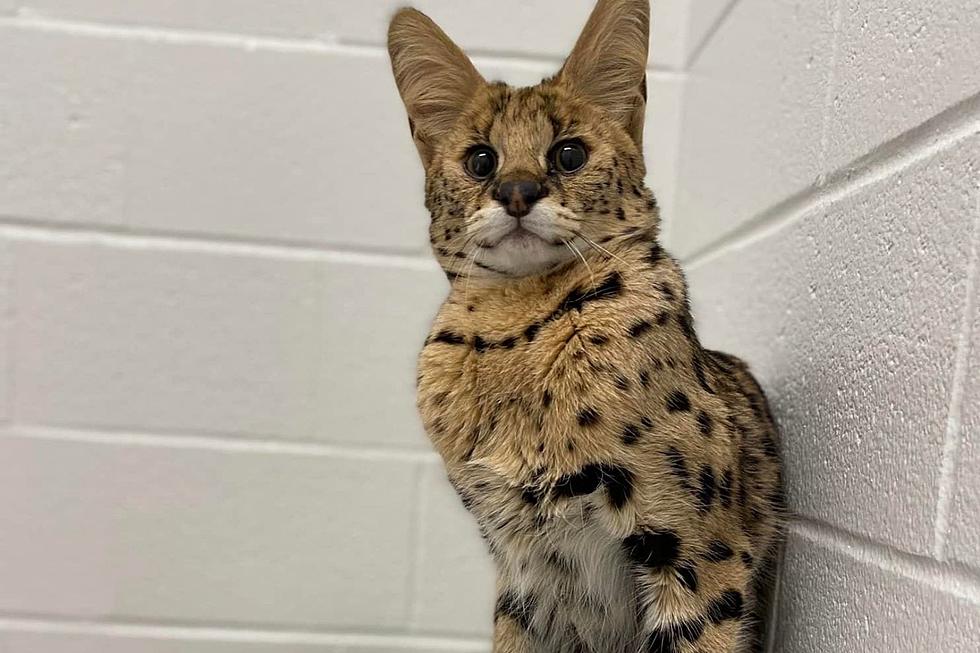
[[388, 8, 486, 165], [388, 2, 784, 651]]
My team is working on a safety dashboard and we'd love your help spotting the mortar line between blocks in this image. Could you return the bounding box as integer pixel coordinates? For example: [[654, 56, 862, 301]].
[[684, 0, 741, 71], [1, 423, 442, 463], [816, 0, 844, 178], [791, 518, 980, 606], [933, 189, 980, 558], [0, 615, 490, 650], [685, 91, 980, 271], [0, 217, 439, 271]]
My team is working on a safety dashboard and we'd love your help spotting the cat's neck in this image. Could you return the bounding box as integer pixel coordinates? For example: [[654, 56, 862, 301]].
[[440, 232, 667, 330]]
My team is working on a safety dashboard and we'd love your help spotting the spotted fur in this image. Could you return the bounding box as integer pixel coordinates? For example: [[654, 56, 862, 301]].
[[389, 2, 784, 651]]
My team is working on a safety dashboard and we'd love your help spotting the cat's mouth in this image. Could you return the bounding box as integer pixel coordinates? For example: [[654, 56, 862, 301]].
[[480, 225, 559, 249], [466, 203, 579, 277]]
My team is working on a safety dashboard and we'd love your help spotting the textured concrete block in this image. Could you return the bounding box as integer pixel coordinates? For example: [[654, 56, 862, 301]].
[[825, 0, 980, 172], [413, 462, 495, 636], [776, 529, 980, 652], [0, 238, 8, 422], [687, 135, 980, 555], [12, 238, 324, 440], [0, 434, 417, 629], [0, 24, 428, 251], [0, 29, 128, 227], [19, 0, 694, 69], [947, 249, 980, 570], [670, 0, 836, 258], [322, 258, 446, 448], [119, 39, 428, 252]]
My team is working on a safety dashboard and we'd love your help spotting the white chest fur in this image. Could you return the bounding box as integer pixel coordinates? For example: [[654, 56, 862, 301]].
[[473, 480, 643, 653]]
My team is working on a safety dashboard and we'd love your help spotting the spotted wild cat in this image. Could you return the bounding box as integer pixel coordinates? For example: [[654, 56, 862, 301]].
[[387, 1, 784, 651]]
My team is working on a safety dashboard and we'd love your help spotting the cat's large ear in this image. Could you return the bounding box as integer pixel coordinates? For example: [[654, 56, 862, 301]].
[[388, 8, 485, 167], [558, 0, 650, 147]]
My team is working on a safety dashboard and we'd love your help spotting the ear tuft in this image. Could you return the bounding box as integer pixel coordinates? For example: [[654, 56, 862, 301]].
[[388, 8, 485, 166], [558, 0, 650, 146]]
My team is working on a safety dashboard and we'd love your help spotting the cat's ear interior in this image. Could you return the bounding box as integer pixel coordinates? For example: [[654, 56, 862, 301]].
[[388, 8, 485, 167], [558, 0, 650, 147]]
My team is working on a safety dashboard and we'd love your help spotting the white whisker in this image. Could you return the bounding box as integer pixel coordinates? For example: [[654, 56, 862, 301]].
[[580, 235, 629, 266], [565, 239, 595, 290]]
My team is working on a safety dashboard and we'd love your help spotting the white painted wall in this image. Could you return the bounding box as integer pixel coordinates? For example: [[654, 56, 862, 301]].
[[0, 1, 977, 651]]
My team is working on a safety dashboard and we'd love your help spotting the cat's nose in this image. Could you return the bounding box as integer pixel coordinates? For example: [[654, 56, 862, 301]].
[[495, 179, 547, 218]]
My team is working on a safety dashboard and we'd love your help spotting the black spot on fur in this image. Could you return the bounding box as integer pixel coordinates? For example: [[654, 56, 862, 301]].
[[553, 463, 633, 508], [603, 465, 635, 508], [525, 323, 542, 342], [761, 434, 779, 459], [704, 540, 735, 563], [648, 244, 666, 265], [555, 272, 622, 318], [542, 390, 553, 408], [623, 529, 680, 568], [676, 563, 699, 593], [741, 552, 754, 568], [664, 447, 692, 489], [677, 313, 696, 341], [697, 466, 716, 513], [617, 206, 627, 221], [577, 407, 601, 427], [589, 333, 610, 346], [622, 423, 642, 445], [553, 464, 604, 498], [719, 469, 734, 508], [643, 618, 705, 652], [692, 355, 715, 394], [656, 312, 670, 326], [629, 319, 653, 338], [697, 411, 713, 436], [707, 590, 744, 624], [521, 486, 543, 506], [496, 591, 536, 631], [639, 369, 651, 388], [499, 336, 518, 350], [615, 374, 631, 391], [666, 390, 691, 413], [473, 336, 490, 353], [430, 330, 465, 346]]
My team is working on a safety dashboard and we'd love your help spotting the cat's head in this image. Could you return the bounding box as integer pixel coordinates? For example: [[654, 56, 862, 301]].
[[388, 0, 655, 280]]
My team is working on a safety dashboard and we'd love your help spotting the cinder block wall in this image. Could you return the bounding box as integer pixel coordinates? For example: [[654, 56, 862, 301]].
[[676, 1, 980, 651], [1, 2, 977, 653]]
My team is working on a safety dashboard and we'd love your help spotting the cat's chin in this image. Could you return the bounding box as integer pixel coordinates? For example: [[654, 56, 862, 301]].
[[474, 235, 577, 279]]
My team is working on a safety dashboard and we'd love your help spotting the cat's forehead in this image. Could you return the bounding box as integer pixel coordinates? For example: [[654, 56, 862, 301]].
[[467, 83, 577, 145]]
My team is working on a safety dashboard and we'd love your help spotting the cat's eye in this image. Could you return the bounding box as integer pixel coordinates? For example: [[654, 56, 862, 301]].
[[465, 146, 497, 180], [552, 140, 588, 174]]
